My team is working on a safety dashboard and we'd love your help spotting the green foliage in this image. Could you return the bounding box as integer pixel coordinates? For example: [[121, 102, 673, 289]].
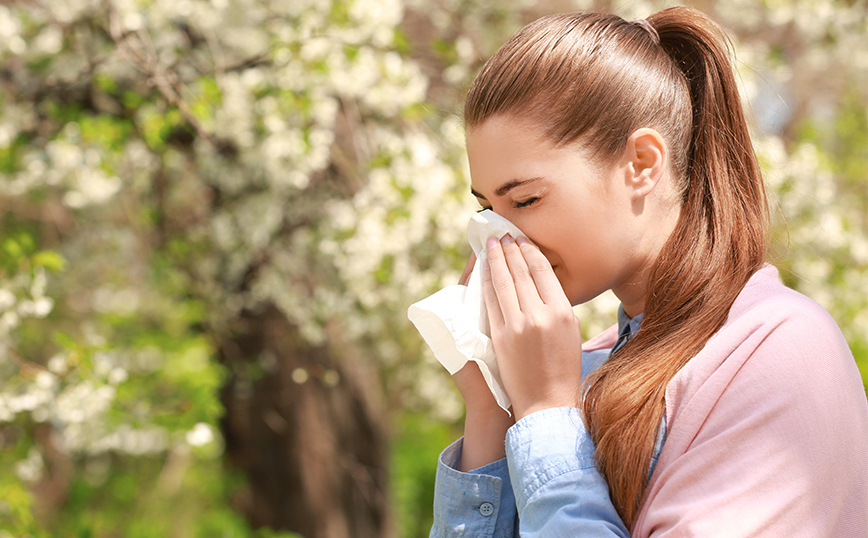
[[55, 457, 254, 538], [391, 412, 461, 538], [0, 0, 864, 536], [0, 233, 37, 275], [0, 136, 26, 174], [78, 115, 135, 153], [0, 447, 50, 538]]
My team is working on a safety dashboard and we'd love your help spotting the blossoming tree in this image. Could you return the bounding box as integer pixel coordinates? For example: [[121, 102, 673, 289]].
[[0, 0, 863, 536]]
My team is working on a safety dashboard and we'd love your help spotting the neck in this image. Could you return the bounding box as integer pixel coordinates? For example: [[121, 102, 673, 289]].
[[616, 188, 682, 319]]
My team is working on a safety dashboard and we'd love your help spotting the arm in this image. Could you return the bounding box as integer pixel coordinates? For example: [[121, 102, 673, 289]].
[[432, 238, 633, 537], [431, 256, 518, 538], [506, 408, 630, 537], [454, 362, 514, 472], [429, 409, 630, 538], [453, 254, 516, 472], [482, 235, 629, 535], [430, 351, 632, 538]]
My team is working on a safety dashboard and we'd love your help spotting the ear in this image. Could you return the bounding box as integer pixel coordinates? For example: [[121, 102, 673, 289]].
[[624, 128, 667, 200]]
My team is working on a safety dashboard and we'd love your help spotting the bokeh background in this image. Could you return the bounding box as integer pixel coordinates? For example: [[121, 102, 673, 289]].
[[0, 0, 864, 536]]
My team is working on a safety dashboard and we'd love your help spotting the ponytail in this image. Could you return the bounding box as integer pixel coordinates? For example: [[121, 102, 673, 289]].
[[582, 7, 768, 527]]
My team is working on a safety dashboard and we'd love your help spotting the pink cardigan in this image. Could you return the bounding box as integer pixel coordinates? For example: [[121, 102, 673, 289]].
[[584, 265, 868, 536]]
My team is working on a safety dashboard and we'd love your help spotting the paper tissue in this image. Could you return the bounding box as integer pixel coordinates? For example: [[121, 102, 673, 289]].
[[407, 210, 526, 413]]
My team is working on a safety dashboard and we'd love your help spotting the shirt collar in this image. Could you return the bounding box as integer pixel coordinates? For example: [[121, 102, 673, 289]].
[[616, 304, 643, 340]]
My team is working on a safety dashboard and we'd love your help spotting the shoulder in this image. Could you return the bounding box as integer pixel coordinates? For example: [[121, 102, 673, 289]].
[[725, 264, 844, 345], [667, 263, 863, 426], [687, 264, 850, 377], [639, 264, 868, 538]]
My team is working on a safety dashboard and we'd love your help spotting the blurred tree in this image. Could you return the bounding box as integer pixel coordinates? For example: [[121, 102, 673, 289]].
[[0, 0, 472, 536], [0, 0, 863, 537]]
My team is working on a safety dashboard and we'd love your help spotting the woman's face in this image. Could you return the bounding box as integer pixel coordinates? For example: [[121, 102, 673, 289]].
[[467, 114, 657, 312]]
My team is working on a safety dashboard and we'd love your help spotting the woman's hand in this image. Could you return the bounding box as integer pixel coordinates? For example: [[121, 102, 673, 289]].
[[482, 235, 583, 421], [458, 251, 476, 287], [452, 252, 514, 471]]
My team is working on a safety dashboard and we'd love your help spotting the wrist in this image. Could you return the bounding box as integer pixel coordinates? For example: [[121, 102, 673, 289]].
[[465, 400, 510, 419], [513, 396, 578, 422], [464, 405, 513, 436], [460, 406, 513, 471]]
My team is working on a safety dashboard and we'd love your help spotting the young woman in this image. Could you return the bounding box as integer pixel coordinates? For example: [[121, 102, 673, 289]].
[[429, 7, 868, 537]]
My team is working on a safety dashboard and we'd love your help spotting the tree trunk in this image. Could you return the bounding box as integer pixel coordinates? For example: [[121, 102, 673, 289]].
[[218, 305, 391, 538]]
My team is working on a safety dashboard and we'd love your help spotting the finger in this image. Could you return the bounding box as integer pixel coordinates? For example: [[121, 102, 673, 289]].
[[516, 236, 572, 308], [500, 234, 544, 310], [486, 235, 521, 318], [481, 256, 505, 328], [458, 252, 476, 286]]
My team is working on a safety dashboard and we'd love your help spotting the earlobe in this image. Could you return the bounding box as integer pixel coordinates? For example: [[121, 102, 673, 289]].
[[626, 128, 667, 200]]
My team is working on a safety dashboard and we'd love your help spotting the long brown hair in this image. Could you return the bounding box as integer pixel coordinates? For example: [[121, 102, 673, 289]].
[[464, 7, 768, 528]]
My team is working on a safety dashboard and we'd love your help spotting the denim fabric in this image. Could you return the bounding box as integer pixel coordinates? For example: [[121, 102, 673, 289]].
[[430, 439, 518, 538]]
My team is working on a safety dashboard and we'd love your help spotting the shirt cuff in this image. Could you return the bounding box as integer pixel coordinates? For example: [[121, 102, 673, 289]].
[[431, 437, 517, 538], [506, 407, 598, 509]]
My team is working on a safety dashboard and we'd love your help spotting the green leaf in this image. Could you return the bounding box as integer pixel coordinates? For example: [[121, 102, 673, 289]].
[[32, 250, 67, 272]]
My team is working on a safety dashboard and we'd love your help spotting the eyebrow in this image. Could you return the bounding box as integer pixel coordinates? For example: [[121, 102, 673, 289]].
[[471, 177, 544, 200]]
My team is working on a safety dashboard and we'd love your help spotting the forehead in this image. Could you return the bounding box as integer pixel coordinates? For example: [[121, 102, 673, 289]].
[[466, 115, 594, 194], [467, 116, 551, 173]]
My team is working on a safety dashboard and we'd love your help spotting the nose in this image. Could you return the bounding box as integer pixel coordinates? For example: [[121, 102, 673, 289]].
[[532, 243, 557, 269]]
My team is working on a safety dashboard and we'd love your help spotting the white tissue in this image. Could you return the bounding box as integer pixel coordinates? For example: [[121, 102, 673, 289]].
[[407, 210, 526, 413]]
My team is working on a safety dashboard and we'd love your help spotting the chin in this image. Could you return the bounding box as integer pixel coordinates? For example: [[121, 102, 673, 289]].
[[566, 287, 606, 307], [558, 271, 603, 306]]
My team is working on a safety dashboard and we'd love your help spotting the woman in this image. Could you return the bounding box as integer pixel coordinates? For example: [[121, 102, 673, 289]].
[[429, 7, 868, 537]]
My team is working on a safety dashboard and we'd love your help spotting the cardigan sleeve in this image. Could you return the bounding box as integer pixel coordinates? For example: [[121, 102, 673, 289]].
[[634, 287, 868, 537]]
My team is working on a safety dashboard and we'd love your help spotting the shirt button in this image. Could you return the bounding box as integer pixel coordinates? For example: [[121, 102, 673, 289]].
[[479, 502, 494, 517]]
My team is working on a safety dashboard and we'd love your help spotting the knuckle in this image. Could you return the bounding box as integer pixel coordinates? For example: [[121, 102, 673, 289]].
[[528, 256, 551, 273], [482, 287, 497, 304], [493, 275, 512, 292], [559, 312, 579, 331], [535, 308, 570, 331], [525, 316, 544, 332], [511, 265, 531, 282], [553, 307, 574, 322], [551, 302, 574, 316], [526, 312, 550, 331]]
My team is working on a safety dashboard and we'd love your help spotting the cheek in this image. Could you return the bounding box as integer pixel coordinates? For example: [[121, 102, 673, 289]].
[[503, 216, 540, 245], [508, 211, 560, 244]]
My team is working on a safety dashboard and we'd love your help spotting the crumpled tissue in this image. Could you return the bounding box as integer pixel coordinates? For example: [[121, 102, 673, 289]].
[[407, 210, 526, 413]]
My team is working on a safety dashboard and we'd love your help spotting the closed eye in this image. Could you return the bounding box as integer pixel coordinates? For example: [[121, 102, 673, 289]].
[[514, 197, 539, 208]]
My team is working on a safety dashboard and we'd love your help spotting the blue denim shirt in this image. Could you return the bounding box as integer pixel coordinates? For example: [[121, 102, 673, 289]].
[[430, 308, 662, 538]]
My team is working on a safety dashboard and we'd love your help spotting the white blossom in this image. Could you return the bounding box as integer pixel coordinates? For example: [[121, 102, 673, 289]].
[[185, 422, 215, 447]]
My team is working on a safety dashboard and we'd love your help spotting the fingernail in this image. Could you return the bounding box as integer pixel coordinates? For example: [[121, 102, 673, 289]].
[[486, 236, 498, 249], [500, 234, 513, 245], [516, 236, 529, 246]]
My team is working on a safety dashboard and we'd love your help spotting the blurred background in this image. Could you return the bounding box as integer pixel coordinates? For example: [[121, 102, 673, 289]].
[[0, 0, 864, 536]]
